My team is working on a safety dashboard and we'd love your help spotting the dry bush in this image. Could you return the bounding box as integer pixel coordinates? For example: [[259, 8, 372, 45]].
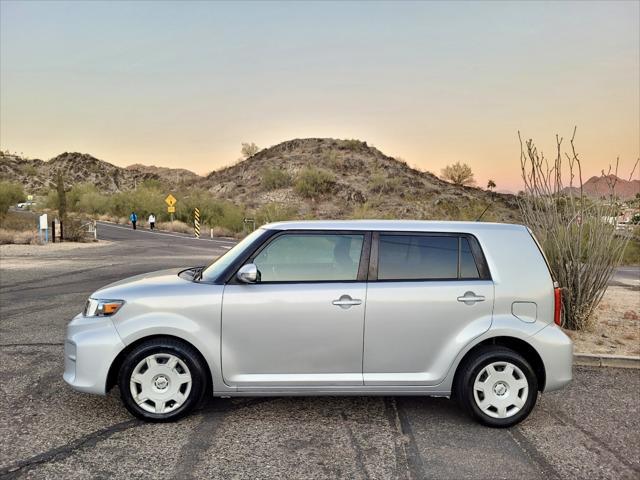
[[518, 128, 638, 330], [0, 228, 37, 244], [441, 162, 475, 186], [63, 218, 93, 242], [210, 226, 235, 238], [261, 167, 292, 191], [155, 220, 192, 234], [294, 167, 335, 199]]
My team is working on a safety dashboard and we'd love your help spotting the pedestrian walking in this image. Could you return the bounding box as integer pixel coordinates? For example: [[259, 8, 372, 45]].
[[130, 211, 138, 230], [148, 213, 156, 230]]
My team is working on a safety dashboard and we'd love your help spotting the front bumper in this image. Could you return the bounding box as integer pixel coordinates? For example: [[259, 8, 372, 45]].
[[530, 323, 573, 392], [63, 313, 126, 395]]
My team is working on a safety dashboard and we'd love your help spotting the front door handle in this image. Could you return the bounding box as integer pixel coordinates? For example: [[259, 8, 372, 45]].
[[457, 291, 485, 305], [332, 295, 362, 309]]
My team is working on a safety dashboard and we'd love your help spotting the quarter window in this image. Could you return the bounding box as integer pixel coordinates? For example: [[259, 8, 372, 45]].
[[253, 234, 364, 282], [378, 234, 482, 280]]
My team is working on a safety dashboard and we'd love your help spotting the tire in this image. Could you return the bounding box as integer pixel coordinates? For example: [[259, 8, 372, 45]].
[[455, 346, 538, 428], [118, 338, 207, 422]]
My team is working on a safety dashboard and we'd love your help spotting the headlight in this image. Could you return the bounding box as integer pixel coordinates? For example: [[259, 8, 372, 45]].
[[83, 298, 124, 317]]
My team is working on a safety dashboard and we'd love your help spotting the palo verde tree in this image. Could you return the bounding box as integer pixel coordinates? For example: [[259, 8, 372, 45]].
[[441, 162, 475, 186], [240, 142, 260, 159]]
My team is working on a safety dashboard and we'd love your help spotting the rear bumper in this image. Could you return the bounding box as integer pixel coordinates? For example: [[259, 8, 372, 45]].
[[63, 313, 125, 395], [530, 323, 573, 392]]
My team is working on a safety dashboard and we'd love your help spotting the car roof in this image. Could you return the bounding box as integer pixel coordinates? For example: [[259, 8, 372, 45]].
[[262, 220, 526, 232]]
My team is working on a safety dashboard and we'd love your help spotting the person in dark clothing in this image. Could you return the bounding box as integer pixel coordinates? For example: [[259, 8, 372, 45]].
[[130, 211, 138, 230]]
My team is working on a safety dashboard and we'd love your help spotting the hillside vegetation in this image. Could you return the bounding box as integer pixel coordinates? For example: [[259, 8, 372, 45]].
[[1, 139, 520, 230]]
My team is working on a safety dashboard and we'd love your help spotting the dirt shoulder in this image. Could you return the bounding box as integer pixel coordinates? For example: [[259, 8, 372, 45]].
[[565, 285, 640, 356]]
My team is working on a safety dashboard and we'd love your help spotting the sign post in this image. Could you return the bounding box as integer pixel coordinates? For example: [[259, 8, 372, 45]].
[[39, 213, 48, 243], [165, 194, 177, 221], [194, 208, 200, 238]]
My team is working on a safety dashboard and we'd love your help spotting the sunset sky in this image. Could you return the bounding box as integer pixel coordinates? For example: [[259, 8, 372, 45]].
[[1, 0, 638, 191]]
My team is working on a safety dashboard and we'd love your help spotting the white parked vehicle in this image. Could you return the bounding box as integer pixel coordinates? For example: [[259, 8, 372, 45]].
[[64, 220, 572, 427]]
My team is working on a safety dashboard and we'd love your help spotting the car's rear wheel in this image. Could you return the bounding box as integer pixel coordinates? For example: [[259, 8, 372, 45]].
[[455, 346, 538, 427], [118, 338, 207, 422]]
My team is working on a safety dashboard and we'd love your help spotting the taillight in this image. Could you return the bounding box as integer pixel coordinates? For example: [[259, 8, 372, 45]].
[[554, 287, 562, 326]]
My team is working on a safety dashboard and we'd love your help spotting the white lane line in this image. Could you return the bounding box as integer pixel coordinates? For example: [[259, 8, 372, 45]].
[[97, 222, 237, 246]]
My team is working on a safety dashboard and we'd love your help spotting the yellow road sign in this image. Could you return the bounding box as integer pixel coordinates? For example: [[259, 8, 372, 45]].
[[165, 194, 177, 207], [167, 206, 176, 213], [194, 208, 200, 237]]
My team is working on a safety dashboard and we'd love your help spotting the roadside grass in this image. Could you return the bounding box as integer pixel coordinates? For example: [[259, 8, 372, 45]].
[[155, 220, 193, 234], [0, 212, 38, 244], [621, 237, 640, 265]]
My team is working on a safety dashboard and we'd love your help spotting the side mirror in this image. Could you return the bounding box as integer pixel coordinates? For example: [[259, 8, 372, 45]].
[[236, 263, 258, 283]]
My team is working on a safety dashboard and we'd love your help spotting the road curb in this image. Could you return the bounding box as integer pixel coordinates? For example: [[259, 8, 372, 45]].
[[574, 353, 640, 369]]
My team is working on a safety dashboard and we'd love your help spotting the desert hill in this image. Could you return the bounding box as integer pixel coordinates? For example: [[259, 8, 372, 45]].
[[126, 163, 201, 185], [0, 152, 158, 193], [1, 139, 520, 221], [202, 138, 519, 221]]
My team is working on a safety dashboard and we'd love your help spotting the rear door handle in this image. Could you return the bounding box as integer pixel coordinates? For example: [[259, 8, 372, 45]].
[[332, 295, 362, 309], [457, 291, 485, 305]]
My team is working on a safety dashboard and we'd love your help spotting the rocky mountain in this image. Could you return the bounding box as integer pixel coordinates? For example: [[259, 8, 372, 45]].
[[126, 164, 201, 185], [579, 175, 639, 200], [202, 138, 519, 221], [0, 152, 159, 193]]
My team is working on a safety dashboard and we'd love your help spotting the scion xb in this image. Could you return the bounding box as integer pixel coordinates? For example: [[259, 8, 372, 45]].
[[64, 220, 572, 427]]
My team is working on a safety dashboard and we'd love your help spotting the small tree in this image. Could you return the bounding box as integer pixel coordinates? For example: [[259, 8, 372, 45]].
[[241, 142, 260, 159], [487, 179, 496, 191], [518, 128, 638, 330], [0, 181, 24, 218], [441, 162, 475, 186]]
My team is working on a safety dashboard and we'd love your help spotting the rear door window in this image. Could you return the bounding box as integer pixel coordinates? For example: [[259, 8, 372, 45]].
[[377, 234, 484, 280]]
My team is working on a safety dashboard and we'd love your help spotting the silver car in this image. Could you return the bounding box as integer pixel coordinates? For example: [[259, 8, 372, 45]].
[[64, 220, 572, 427]]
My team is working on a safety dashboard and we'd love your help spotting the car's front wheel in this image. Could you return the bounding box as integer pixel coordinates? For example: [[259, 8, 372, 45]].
[[455, 346, 538, 428], [118, 338, 207, 422]]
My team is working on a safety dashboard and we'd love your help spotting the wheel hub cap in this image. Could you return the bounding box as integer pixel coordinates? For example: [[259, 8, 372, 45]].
[[153, 375, 169, 391], [493, 381, 508, 396], [129, 353, 192, 415], [472, 361, 529, 419]]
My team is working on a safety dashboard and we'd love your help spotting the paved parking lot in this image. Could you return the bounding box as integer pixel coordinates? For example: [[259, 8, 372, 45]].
[[1, 224, 639, 479]]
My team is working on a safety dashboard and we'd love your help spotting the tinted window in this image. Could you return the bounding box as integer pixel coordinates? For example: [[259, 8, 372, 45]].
[[254, 234, 364, 282], [460, 237, 480, 279], [200, 228, 266, 283], [378, 235, 458, 280]]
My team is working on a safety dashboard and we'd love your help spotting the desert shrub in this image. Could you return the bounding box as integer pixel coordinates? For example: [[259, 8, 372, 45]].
[[261, 167, 291, 190], [155, 220, 192, 234], [322, 151, 344, 170], [342, 139, 362, 150], [241, 142, 260, 159], [518, 130, 635, 330], [0, 228, 37, 245], [441, 162, 475, 186], [254, 203, 298, 225], [621, 237, 640, 265], [294, 167, 335, 199], [176, 190, 245, 232], [0, 181, 24, 217], [369, 174, 401, 194], [0, 211, 35, 230], [63, 217, 93, 242]]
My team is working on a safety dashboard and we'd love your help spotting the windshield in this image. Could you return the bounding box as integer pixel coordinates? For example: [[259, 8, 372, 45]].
[[199, 228, 266, 283]]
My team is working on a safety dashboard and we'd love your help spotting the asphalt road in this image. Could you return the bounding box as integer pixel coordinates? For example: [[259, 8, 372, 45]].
[[1, 225, 639, 479]]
